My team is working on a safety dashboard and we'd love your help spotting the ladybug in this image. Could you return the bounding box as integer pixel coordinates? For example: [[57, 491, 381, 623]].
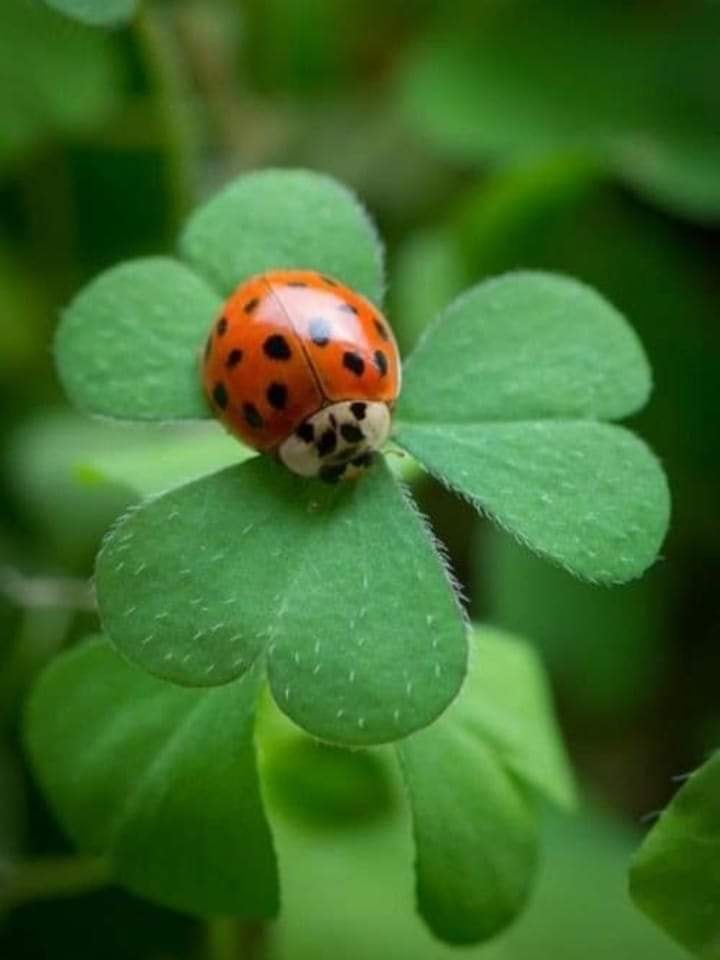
[[201, 269, 401, 482]]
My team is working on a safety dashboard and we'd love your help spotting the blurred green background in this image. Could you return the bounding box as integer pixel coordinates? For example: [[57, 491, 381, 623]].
[[1, 0, 718, 957]]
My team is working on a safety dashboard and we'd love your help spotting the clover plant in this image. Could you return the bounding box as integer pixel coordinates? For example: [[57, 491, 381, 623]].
[[24, 168, 670, 943], [630, 752, 720, 958]]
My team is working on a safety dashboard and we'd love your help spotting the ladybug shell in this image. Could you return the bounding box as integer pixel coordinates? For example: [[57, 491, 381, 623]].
[[201, 269, 400, 454]]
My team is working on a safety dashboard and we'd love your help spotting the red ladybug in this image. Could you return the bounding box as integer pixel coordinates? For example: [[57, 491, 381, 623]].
[[201, 269, 401, 482]]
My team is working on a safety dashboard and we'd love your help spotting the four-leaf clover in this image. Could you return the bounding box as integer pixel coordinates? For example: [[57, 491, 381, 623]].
[[54, 168, 670, 748]]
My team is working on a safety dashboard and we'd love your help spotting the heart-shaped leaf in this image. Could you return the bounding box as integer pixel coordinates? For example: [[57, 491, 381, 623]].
[[629, 751, 720, 958], [56, 258, 221, 420], [397, 272, 650, 424], [397, 421, 669, 583], [395, 272, 669, 582], [396, 625, 574, 943], [95, 456, 467, 746], [180, 169, 385, 303], [397, 731, 537, 944], [25, 636, 278, 917]]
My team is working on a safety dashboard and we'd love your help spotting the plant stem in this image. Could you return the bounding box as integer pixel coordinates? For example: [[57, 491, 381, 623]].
[[2, 856, 110, 907], [134, 4, 198, 231]]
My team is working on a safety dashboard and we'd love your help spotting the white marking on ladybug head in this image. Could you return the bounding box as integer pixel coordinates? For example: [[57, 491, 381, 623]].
[[278, 400, 391, 481]]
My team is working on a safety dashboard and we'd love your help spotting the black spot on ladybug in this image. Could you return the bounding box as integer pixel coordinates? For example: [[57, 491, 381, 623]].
[[226, 348, 243, 369], [243, 402, 263, 429], [263, 334, 292, 360], [374, 318, 390, 341], [352, 452, 375, 469], [286, 281, 308, 288], [309, 317, 331, 346], [320, 275, 338, 286], [216, 316, 228, 336], [296, 422, 315, 443], [343, 352, 365, 376], [204, 337, 212, 362], [266, 381, 288, 410], [350, 402, 367, 420], [340, 423, 364, 444], [244, 297, 260, 314], [374, 350, 388, 377], [319, 463, 347, 484], [317, 428, 338, 458], [212, 382, 228, 409], [339, 302, 358, 315]]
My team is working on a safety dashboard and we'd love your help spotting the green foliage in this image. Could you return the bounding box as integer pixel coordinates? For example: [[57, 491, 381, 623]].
[[390, 228, 467, 353], [56, 258, 220, 420], [270, 798, 681, 959], [398, 734, 537, 944], [458, 627, 575, 810], [396, 627, 574, 942], [397, 1, 720, 220], [262, 735, 396, 828], [180, 169, 384, 303], [395, 273, 669, 582], [41, 165, 670, 940], [96, 457, 466, 745], [399, 421, 668, 583], [41, 0, 138, 26], [51, 168, 669, 748], [25, 626, 573, 935], [9, 413, 246, 569], [25, 636, 278, 916], [0, 0, 121, 171], [397, 272, 650, 422], [630, 752, 720, 959]]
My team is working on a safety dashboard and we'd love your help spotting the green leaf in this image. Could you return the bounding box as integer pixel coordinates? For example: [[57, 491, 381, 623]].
[[396, 652, 540, 942], [395, 271, 668, 583], [0, 0, 121, 170], [41, 0, 138, 25], [463, 627, 576, 810], [630, 751, 720, 959], [396, 5, 720, 222], [396, 11, 652, 164], [398, 735, 537, 945], [269, 801, 685, 959], [180, 169, 384, 303], [95, 456, 467, 746], [25, 636, 278, 917], [56, 257, 221, 420], [616, 131, 720, 223], [397, 420, 669, 583], [397, 272, 651, 424], [394, 624, 573, 944]]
